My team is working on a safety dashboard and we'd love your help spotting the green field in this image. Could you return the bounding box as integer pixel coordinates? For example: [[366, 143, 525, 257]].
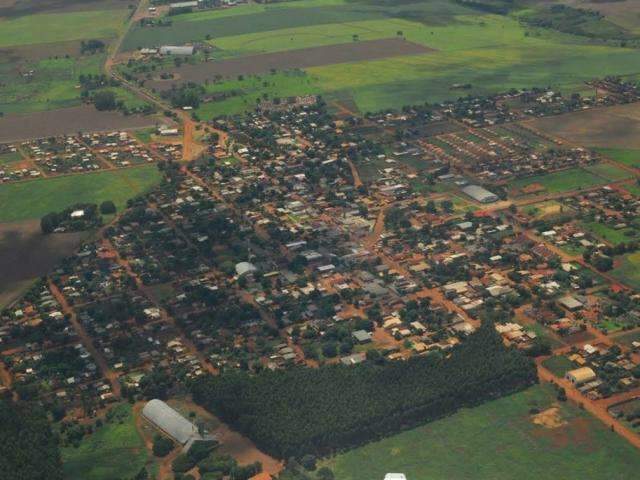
[[542, 355, 575, 377], [583, 162, 633, 181], [0, 10, 128, 48], [196, 70, 318, 118], [62, 404, 151, 480], [511, 167, 606, 194], [0, 54, 105, 114], [0, 165, 161, 223], [122, 0, 640, 116], [0, 150, 23, 166], [611, 251, 640, 290], [581, 221, 638, 246], [320, 384, 640, 480], [596, 148, 640, 168]]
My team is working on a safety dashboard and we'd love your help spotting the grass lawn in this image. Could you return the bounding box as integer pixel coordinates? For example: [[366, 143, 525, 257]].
[[595, 147, 640, 168], [581, 221, 638, 246], [511, 167, 606, 194], [0, 165, 161, 223], [542, 355, 575, 377], [611, 251, 640, 290], [320, 384, 640, 480], [196, 70, 317, 118], [0, 54, 105, 114], [583, 162, 633, 181], [0, 10, 128, 48], [62, 404, 151, 480], [0, 150, 23, 166]]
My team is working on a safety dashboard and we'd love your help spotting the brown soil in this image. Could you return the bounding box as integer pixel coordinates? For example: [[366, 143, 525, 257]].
[[0, 105, 160, 143], [0, 220, 86, 308], [527, 103, 640, 149], [532, 406, 567, 429], [147, 38, 435, 91]]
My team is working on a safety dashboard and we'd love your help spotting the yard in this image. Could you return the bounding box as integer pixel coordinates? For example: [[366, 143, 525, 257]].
[[62, 404, 153, 480], [542, 355, 575, 377], [611, 251, 640, 290], [0, 165, 161, 223], [320, 384, 640, 480]]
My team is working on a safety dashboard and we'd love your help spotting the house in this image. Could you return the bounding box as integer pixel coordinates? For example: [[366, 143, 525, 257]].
[[566, 367, 597, 386], [352, 330, 372, 344], [558, 295, 583, 311]]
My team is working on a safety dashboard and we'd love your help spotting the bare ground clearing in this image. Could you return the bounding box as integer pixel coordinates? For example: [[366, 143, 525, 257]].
[[0, 105, 160, 142], [0, 219, 86, 308]]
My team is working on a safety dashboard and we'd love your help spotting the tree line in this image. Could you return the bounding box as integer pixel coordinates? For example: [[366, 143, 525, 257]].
[[191, 323, 537, 458]]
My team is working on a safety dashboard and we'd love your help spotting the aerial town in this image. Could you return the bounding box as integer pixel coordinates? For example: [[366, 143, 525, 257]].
[[3, 0, 640, 479]]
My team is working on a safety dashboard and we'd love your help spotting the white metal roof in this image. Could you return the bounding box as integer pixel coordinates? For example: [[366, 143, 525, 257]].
[[142, 399, 202, 445]]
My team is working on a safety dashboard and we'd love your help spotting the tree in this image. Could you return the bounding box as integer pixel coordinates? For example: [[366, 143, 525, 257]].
[[0, 399, 63, 479], [300, 454, 317, 471], [100, 200, 117, 215], [317, 467, 335, 480], [41, 212, 60, 234], [153, 435, 174, 457], [93, 90, 117, 111]]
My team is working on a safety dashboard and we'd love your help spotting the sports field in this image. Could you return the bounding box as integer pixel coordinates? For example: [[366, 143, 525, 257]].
[[0, 165, 161, 223], [320, 384, 640, 480], [511, 167, 606, 194], [62, 404, 152, 480]]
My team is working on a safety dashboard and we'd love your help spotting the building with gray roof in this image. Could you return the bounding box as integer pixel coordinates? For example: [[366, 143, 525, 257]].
[[142, 399, 203, 448], [461, 185, 499, 204]]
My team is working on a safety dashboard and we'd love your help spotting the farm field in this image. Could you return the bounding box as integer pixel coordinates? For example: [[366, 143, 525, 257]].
[[148, 38, 431, 91], [320, 384, 640, 480], [529, 103, 640, 150], [0, 54, 105, 114], [583, 162, 632, 181], [124, 0, 640, 117], [611, 251, 640, 290], [510, 167, 606, 195], [596, 147, 640, 168], [62, 404, 153, 480], [0, 219, 87, 309], [0, 9, 128, 48], [0, 164, 162, 223], [0, 105, 158, 143]]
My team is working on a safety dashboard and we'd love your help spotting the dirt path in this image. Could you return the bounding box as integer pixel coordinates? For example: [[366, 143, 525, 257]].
[[537, 361, 640, 450], [48, 280, 122, 398]]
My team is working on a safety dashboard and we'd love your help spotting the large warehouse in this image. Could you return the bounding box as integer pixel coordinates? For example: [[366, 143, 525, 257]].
[[142, 399, 204, 447], [461, 185, 499, 204]]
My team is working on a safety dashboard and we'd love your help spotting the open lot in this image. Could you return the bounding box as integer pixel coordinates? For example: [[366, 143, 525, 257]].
[[611, 251, 640, 290], [528, 103, 640, 150], [321, 384, 640, 480], [0, 219, 87, 309], [0, 9, 128, 48], [62, 404, 152, 480], [147, 38, 432, 90], [0, 105, 158, 142], [0, 164, 162, 223]]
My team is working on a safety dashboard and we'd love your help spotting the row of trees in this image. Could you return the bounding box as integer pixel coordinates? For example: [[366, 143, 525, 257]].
[[191, 324, 537, 457]]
